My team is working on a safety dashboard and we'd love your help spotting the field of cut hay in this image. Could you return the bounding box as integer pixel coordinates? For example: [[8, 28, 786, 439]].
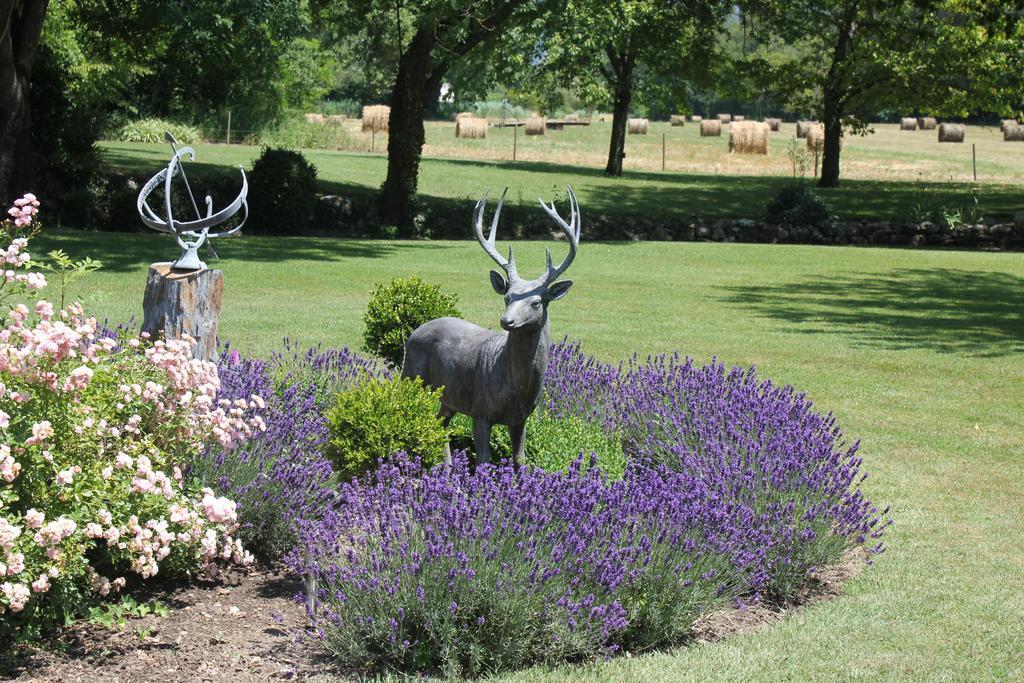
[[177, 116, 1024, 186]]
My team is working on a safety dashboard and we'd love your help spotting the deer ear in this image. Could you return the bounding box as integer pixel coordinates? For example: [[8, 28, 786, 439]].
[[490, 270, 509, 294], [546, 279, 573, 301]]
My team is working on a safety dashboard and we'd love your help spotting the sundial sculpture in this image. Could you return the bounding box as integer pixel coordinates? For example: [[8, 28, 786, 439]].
[[403, 187, 581, 467], [137, 133, 247, 360], [137, 132, 248, 271]]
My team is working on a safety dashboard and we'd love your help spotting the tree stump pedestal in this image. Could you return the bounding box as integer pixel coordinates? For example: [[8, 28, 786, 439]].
[[142, 263, 224, 361]]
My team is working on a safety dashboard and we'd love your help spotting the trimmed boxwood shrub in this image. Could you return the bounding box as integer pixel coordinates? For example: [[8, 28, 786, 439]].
[[325, 376, 450, 480], [245, 147, 318, 233], [362, 276, 460, 368]]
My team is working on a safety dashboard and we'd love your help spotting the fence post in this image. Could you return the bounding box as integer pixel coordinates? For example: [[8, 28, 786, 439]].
[[972, 143, 977, 181], [226, 109, 232, 145], [371, 127, 376, 153], [513, 124, 517, 161], [662, 132, 666, 171]]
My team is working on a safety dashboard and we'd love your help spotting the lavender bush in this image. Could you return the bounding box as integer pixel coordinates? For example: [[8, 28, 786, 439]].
[[543, 341, 890, 599], [190, 342, 386, 560], [292, 341, 889, 676], [293, 453, 743, 677]]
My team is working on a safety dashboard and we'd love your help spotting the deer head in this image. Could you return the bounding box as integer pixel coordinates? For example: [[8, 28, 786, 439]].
[[473, 187, 581, 332]]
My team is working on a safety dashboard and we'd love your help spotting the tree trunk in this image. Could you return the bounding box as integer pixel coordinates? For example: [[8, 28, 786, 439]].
[[818, 11, 854, 189], [422, 70, 445, 118], [604, 46, 636, 177], [0, 0, 49, 202], [142, 264, 224, 362], [379, 27, 435, 231], [819, 103, 843, 188]]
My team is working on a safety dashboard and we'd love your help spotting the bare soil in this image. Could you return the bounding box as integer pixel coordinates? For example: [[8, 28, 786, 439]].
[[692, 548, 868, 642], [1, 550, 867, 682], [0, 566, 342, 682]]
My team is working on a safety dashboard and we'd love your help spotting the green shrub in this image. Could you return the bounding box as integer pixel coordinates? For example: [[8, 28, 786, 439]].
[[325, 377, 450, 480], [245, 147, 318, 233], [525, 410, 627, 479], [764, 184, 836, 228], [450, 407, 627, 479], [115, 118, 202, 144], [362, 276, 460, 368]]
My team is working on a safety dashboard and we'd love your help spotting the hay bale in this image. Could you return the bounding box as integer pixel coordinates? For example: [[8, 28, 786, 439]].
[[729, 121, 769, 155], [938, 122, 964, 142], [325, 114, 345, 125], [564, 112, 579, 122], [304, 113, 324, 124], [764, 117, 781, 131], [900, 117, 917, 131], [806, 123, 825, 151], [455, 117, 487, 139], [733, 115, 746, 122], [1003, 124, 1024, 141], [361, 105, 390, 132], [795, 120, 817, 138], [700, 119, 722, 137], [525, 116, 546, 135], [1000, 119, 1019, 133], [670, 114, 686, 127], [717, 113, 732, 123], [455, 111, 476, 120], [627, 118, 649, 135], [689, 115, 703, 123], [918, 117, 937, 130]]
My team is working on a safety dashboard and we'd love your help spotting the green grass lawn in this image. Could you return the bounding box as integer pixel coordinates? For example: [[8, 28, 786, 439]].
[[34, 229, 1024, 680], [97, 130, 1024, 227]]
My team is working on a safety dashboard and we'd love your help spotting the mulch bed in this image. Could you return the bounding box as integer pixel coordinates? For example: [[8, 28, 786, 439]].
[[1, 550, 867, 681]]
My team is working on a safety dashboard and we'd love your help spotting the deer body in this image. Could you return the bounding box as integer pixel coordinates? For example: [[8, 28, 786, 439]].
[[402, 188, 580, 466]]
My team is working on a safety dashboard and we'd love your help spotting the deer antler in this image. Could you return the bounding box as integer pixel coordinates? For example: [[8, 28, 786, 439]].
[[473, 187, 518, 281], [538, 185, 581, 283]]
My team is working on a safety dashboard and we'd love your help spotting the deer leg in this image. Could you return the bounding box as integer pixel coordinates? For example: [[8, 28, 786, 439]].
[[438, 408, 454, 464], [472, 419, 493, 465], [509, 422, 526, 469]]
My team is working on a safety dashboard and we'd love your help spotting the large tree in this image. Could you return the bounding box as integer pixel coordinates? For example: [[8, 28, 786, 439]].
[[1, 0, 48, 202], [742, 0, 1023, 188], [530, 0, 727, 176], [316, 1, 548, 230]]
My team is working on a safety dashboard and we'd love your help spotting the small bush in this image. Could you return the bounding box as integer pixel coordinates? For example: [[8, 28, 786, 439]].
[[362, 276, 460, 368], [325, 377, 450, 480], [764, 185, 835, 228], [450, 408, 626, 479], [115, 118, 202, 144], [525, 410, 626, 479], [245, 147, 318, 233]]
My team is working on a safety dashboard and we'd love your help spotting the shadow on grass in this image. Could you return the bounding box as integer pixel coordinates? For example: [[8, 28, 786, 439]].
[[31, 230, 438, 274], [722, 268, 1024, 357]]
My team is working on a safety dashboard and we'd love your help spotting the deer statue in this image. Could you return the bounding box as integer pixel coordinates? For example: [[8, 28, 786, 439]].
[[402, 186, 581, 467]]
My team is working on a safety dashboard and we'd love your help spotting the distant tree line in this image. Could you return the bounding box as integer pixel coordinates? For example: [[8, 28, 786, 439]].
[[1, 0, 1020, 227]]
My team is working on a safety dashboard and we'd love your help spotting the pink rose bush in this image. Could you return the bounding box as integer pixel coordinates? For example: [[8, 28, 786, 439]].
[[0, 196, 264, 639]]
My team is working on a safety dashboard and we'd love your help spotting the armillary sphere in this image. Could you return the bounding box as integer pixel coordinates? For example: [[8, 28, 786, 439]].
[[137, 132, 248, 271]]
